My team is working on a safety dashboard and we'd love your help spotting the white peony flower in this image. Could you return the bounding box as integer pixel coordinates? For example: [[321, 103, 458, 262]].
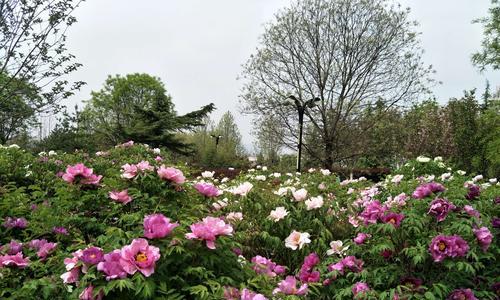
[[320, 169, 331, 176], [326, 240, 349, 256], [201, 171, 215, 178], [391, 174, 404, 184], [269, 206, 288, 222], [434, 156, 443, 162], [292, 188, 308, 202], [489, 178, 497, 184], [416, 156, 431, 163], [48, 150, 57, 156], [457, 170, 466, 176], [226, 212, 243, 222], [255, 175, 267, 181], [231, 182, 253, 196], [153, 148, 161, 154], [305, 196, 324, 210], [285, 230, 311, 250], [472, 175, 483, 182]]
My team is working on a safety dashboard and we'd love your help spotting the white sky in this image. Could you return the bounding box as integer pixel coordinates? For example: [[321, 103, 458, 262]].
[[63, 0, 499, 151]]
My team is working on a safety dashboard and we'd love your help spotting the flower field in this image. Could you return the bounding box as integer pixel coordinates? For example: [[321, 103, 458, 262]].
[[0, 143, 498, 299]]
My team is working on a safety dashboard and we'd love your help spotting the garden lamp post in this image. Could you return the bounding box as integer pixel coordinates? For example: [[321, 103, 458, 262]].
[[210, 134, 223, 149], [286, 95, 320, 172]]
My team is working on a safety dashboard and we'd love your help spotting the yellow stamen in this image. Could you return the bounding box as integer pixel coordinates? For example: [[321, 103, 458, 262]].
[[136, 252, 148, 263]]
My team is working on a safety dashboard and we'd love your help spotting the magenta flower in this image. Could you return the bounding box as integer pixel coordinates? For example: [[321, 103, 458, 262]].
[[143, 214, 179, 239], [473, 227, 492, 252], [194, 182, 222, 197], [119, 238, 160, 277], [6, 240, 23, 255], [251, 255, 286, 277], [3, 217, 28, 229], [185, 216, 233, 249], [121, 163, 138, 179], [299, 252, 320, 283], [381, 212, 405, 227], [429, 235, 469, 262], [352, 282, 370, 297], [463, 205, 480, 218], [465, 184, 480, 200], [342, 256, 364, 273], [493, 217, 500, 228], [81, 246, 104, 265], [0, 252, 30, 268], [53, 226, 69, 235], [428, 198, 456, 222], [273, 276, 308, 296], [223, 286, 240, 300], [109, 190, 133, 204], [359, 200, 386, 225], [157, 165, 185, 184], [97, 250, 127, 281], [353, 233, 370, 245], [447, 289, 477, 300], [412, 182, 445, 199], [79, 285, 103, 300], [36, 241, 57, 259], [62, 163, 102, 185]]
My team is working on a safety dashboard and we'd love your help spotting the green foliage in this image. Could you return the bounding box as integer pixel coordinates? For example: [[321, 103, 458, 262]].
[[0, 144, 498, 299], [472, 0, 500, 71]]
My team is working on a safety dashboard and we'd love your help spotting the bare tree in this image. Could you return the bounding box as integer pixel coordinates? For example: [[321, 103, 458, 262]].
[[0, 0, 85, 114], [241, 0, 434, 168]]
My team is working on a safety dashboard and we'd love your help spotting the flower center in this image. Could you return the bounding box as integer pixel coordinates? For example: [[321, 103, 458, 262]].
[[438, 242, 446, 251], [389, 218, 396, 224], [135, 252, 148, 263]]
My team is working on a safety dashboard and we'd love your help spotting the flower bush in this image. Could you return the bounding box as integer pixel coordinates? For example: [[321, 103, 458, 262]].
[[0, 143, 498, 299]]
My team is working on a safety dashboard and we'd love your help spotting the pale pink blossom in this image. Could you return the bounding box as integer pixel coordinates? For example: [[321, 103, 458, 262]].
[[109, 190, 133, 204], [285, 230, 311, 250], [269, 207, 288, 222], [143, 214, 179, 239], [232, 182, 253, 196], [121, 163, 138, 179], [292, 188, 308, 202], [305, 196, 324, 210]]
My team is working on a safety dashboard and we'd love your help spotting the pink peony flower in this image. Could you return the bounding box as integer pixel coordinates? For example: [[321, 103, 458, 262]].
[[447, 288, 478, 300], [473, 226, 492, 252], [79, 285, 103, 300], [97, 250, 128, 281], [109, 189, 133, 204], [143, 214, 179, 239], [299, 252, 320, 283], [136, 160, 154, 172], [0, 252, 30, 268], [60, 267, 80, 284], [429, 235, 469, 262], [412, 182, 445, 199], [240, 288, 268, 300], [121, 163, 138, 179], [251, 255, 286, 277], [119, 238, 161, 277], [5, 240, 22, 255], [81, 246, 104, 265], [359, 200, 386, 225], [194, 182, 222, 197], [185, 217, 233, 249], [36, 241, 57, 259], [53, 226, 69, 235], [3, 217, 28, 229], [381, 212, 405, 227], [352, 282, 370, 297], [62, 163, 102, 185], [157, 165, 185, 184], [353, 233, 370, 245], [428, 198, 456, 222], [464, 205, 480, 218], [465, 184, 481, 200], [273, 276, 308, 296]]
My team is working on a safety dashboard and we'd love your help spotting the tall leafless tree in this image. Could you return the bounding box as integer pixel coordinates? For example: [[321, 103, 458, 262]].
[[241, 0, 434, 168]]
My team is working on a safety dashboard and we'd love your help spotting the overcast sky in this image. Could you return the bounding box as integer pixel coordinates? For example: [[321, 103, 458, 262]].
[[64, 0, 499, 151]]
